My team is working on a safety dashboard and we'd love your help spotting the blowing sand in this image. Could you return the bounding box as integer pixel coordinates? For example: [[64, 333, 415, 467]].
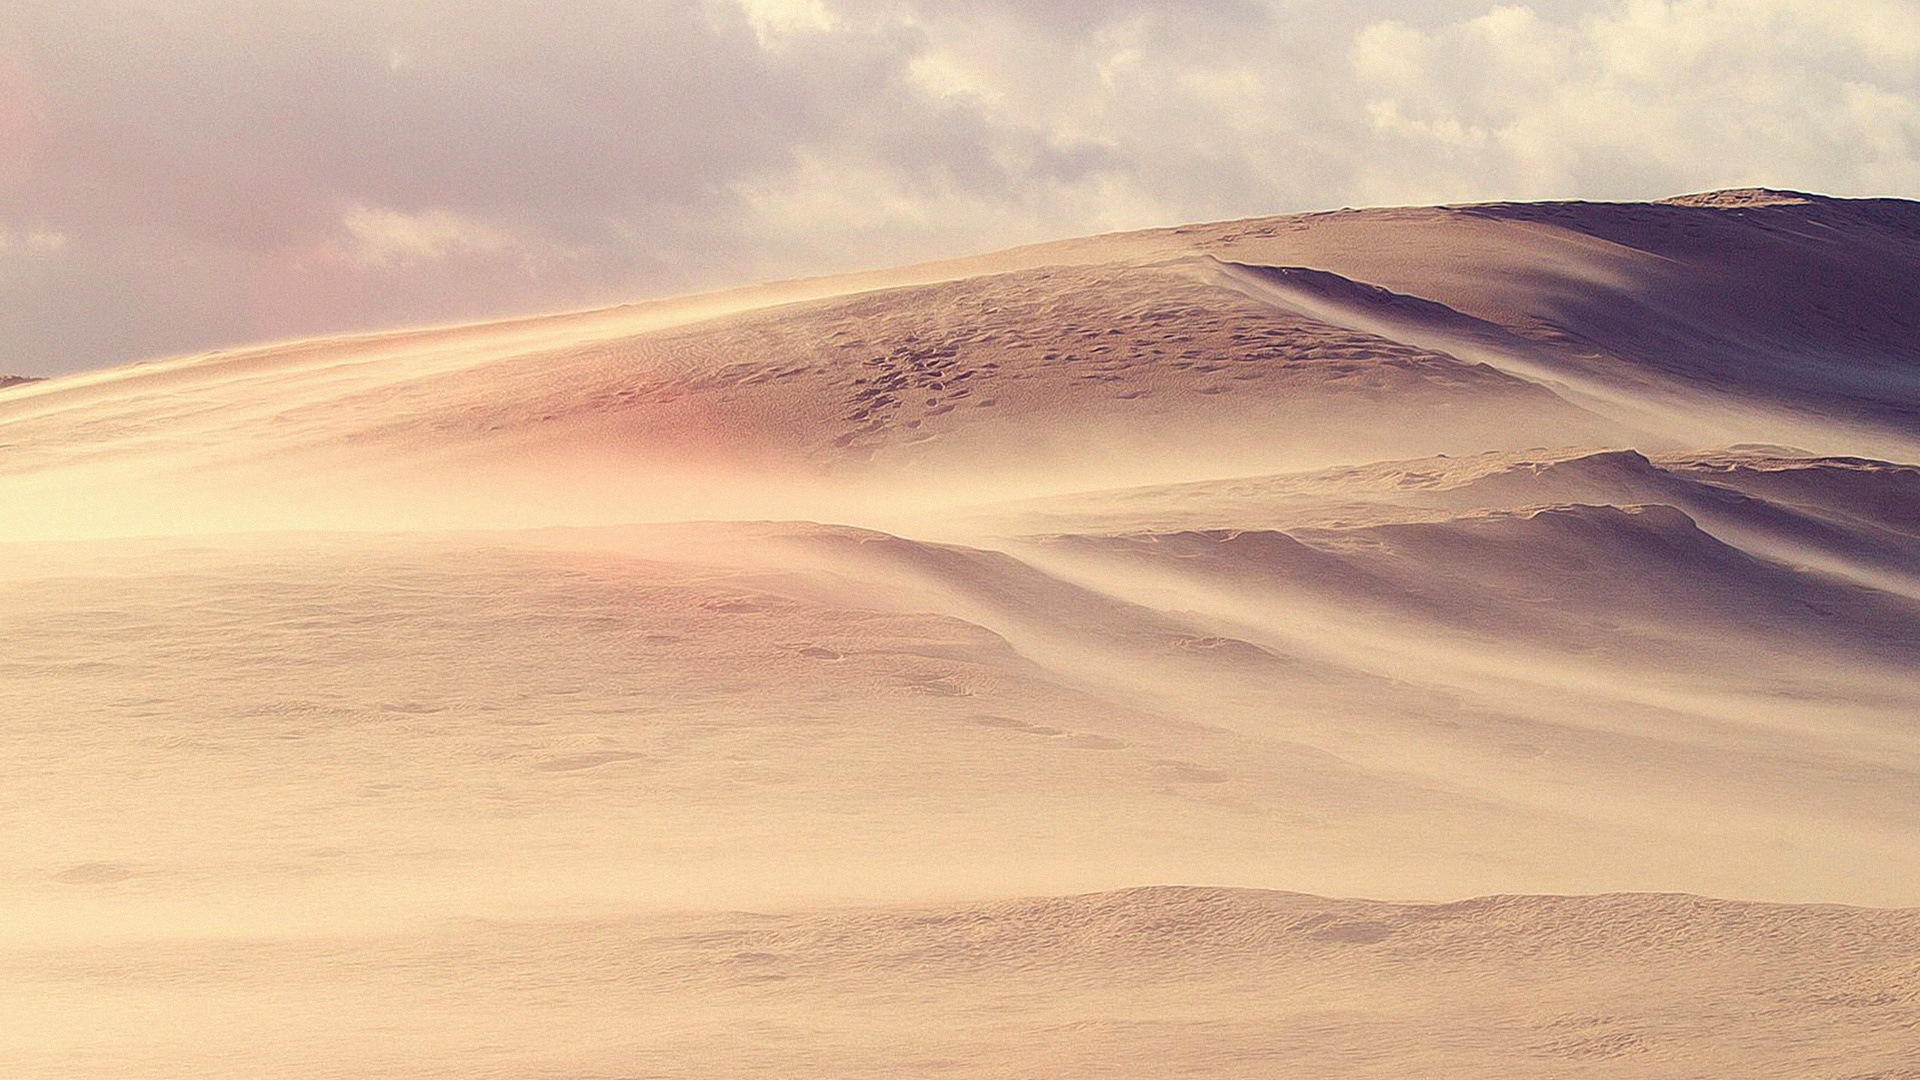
[[2, 189, 1917, 1077]]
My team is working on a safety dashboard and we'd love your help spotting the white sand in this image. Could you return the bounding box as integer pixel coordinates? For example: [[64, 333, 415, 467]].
[[2, 189, 1917, 1077]]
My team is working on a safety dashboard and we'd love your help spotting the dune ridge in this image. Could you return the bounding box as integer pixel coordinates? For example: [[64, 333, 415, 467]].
[[7, 883, 1915, 1078]]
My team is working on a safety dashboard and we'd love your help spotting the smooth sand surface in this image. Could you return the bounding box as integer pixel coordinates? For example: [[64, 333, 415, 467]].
[[3, 190, 1917, 1077]]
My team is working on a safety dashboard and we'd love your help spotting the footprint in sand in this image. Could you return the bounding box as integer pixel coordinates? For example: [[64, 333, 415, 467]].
[[783, 643, 843, 660], [969, 714, 1064, 736], [530, 751, 647, 773], [52, 862, 140, 885], [1149, 759, 1231, 784], [703, 599, 768, 614], [968, 714, 1129, 750], [1172, 635, 1277, 662], [1058, 733, 1129, 750], [905, 674, 970, 697]]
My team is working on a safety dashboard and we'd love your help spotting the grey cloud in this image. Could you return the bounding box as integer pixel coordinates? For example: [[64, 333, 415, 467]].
[[13, 2, 817, 244]]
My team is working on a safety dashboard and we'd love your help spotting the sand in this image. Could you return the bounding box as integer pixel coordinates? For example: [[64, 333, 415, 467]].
[[2, 189, 1917, 1077]]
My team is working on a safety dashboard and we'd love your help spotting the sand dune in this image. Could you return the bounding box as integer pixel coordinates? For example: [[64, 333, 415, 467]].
[[4, 190, 1919, 1077], [8, 886, 1917, 1079]]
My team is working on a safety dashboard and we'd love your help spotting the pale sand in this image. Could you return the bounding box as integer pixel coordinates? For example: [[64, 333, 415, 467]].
[[2, 190, 1917, 1077]]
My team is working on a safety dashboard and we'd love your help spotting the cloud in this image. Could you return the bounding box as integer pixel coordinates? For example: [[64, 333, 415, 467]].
[[338, 204, 513, 267], [735, 0, 842, 46], [0, 227, 66, 253], [1346, 0, 1920, 202], [1, 0, 1915, 374]]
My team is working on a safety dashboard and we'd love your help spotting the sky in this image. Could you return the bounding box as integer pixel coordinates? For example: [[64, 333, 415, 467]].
[[3, 0, 1918, 376]]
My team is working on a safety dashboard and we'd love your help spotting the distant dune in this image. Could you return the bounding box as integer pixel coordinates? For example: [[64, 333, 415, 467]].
[[2, 191, 1917, 1078], [6, 188, 1918, 537]]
